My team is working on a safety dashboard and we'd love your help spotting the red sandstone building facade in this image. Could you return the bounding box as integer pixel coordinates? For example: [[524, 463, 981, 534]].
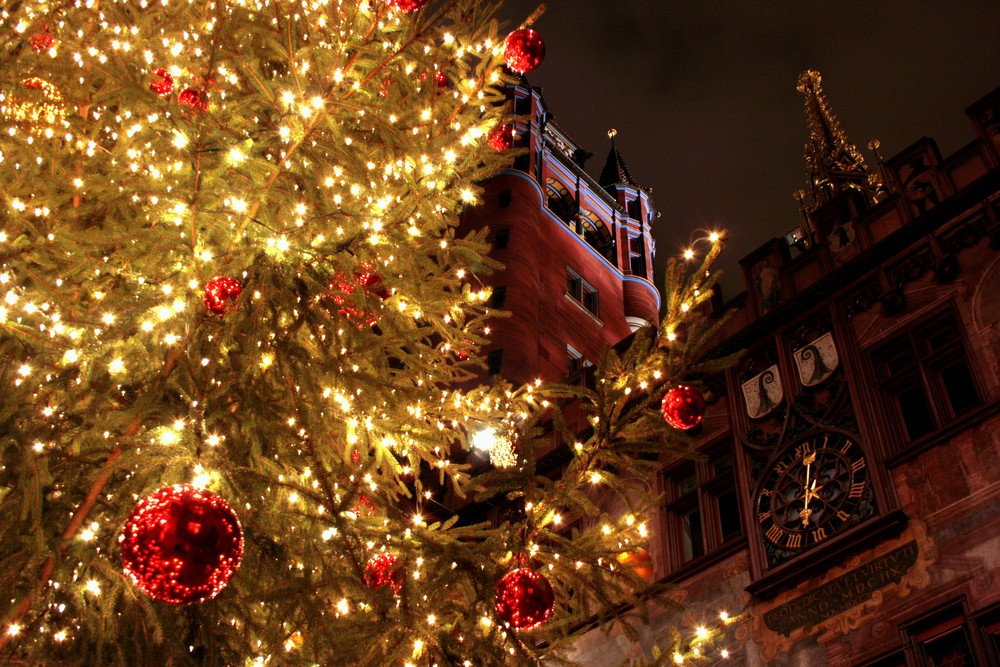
[[460, 81, 660, 385], [468, 74, 1000, 665]]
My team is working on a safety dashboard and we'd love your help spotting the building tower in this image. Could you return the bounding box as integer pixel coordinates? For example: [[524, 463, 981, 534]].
[[460, 81, 660, 385]]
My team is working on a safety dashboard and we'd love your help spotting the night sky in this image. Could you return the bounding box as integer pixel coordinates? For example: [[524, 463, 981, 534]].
[[494, 1, 1000, 299]]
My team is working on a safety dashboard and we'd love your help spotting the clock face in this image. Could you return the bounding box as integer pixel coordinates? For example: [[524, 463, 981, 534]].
[[757, 433, 869, 553]]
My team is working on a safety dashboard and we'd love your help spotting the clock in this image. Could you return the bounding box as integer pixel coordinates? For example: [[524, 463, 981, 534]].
[[756, 432, 870, 555]]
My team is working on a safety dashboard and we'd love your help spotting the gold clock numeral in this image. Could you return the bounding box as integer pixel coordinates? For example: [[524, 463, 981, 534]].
[[765, 524, 783, 544], [848, 481, 866, 499], [786, 533, 802, 549], [840, 440, 852, 454], [759, 488, 772, 497], [851, 458, 866, 473], [811, 527, 828, 543], [758, 511, 771, 523], [836, 510, 850, 521], [775, 461, 789, 475], [795, 443, 812, 459]]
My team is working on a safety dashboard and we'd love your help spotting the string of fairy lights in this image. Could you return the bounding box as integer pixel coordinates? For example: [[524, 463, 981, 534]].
[[0, 0, 742, 662]]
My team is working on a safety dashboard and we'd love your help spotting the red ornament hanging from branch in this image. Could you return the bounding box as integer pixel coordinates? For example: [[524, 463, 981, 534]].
[[487, 123, 514, 151], [28, 27, 55, 53], [204, 276, 243, 315], [660, 385, 706, 430], [120, 484, 244, 605], [494, 567, 555, 630], [149, 68, 175, 97], [384, 0, 427, 12], [503, 28, 545, 74], [364, 553, 404, 594], [179, 87, 208, 111]]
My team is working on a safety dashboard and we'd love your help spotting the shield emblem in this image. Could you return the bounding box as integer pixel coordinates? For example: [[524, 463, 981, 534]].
[[741, 365, 784, 419], [793, 332, 839, 387]]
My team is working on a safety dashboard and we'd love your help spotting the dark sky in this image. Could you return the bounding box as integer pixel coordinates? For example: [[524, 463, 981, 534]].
[[495, 1, 1000, 299]]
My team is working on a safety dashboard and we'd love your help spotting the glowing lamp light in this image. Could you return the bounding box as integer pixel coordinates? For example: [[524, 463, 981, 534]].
[[471, 427, 497, 452]]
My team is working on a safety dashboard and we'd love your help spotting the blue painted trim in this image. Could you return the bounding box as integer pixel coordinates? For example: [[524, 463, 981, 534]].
[[498, 169, 661, 312]]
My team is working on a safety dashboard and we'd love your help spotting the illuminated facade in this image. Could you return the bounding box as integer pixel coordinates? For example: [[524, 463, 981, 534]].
[[459, 81, 660, 386], [565, 76, 1000, 665]]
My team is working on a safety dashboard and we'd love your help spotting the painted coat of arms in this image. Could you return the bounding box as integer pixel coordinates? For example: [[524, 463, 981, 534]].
[[793, 332, 839, 387], [742, 365, 784, 419]]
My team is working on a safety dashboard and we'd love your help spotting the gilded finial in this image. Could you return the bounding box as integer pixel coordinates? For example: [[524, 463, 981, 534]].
[[608, 128, 618, 139], [797, 69, 884, 209]]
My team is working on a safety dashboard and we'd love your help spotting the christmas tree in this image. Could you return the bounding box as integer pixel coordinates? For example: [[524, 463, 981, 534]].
[[0, 0, 735, 664]]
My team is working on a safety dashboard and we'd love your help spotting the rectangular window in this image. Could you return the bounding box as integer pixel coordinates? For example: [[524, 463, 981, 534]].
[[904, 603, 983, 667], [489, 286, 506, 309], [487, 350, 503, 375], [566, 268, 599, 317], [566, 345, 591, 378], [662, 443, 742, 572], [872, 309, 981, 447], [494, 228, 510, 249], [627, 198, 642, 220], [498, 190, 512, 209]]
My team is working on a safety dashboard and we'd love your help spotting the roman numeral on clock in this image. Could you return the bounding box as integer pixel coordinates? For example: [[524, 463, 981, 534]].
[[765, 523, 783, 543], [786, 533, 802, 549], [848, 482, 866, 498]]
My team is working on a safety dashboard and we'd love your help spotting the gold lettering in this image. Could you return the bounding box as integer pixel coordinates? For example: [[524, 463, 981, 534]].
[[758, 511, 771, 523], [836, 510, 850, 522], [786, 533, 802, 549], [851, 458, 866, 473], [811, 526, 828, 543], [765, 524, 783, 543], [848, 482, 865, 499]]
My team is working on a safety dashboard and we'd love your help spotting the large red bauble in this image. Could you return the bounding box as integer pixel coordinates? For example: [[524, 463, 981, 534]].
[[204, 276, 243, 315], [384, 0, 427, 12], [503, 28, 545, 74], [661, 385, 706, 430], [120, 484, 243, 605], [364, 553, 404, 594], [487, 123, 514, 151], [495, 567, 554, 630]]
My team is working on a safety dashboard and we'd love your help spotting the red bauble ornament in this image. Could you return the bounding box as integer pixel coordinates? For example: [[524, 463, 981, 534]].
[[120, 484, 243, 605], [364, 553, 403, 593], [617, 547, 654, 582], [503, 28, 545, 74], [495, 567, 554, 630], [355, 264, 389, 299], [150, 68, 174, 97], [28, 28, 55, 53], [487, 123, 514, 151], [328, 265, 388, 326], [179, 87, 208, 111], [384, 0, 427, 12], [204, 276, 243, 315], [660, 385, 705, 430]]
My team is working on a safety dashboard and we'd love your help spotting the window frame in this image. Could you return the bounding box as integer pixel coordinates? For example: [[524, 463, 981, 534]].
[[566, 268, 599, 317], [871, 307, 982, 449], [661, 440, 744, 575]]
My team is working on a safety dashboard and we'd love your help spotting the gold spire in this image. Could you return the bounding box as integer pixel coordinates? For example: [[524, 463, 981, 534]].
[[796, 70, 884, 208]]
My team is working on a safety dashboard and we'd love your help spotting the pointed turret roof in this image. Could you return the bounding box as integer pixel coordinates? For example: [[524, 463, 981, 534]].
[[599, 129, 641, 189], [797, 70, 884, 208]]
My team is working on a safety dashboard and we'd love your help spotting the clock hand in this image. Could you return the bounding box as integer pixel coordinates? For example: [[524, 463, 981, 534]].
[[799, 451, 817, 527], [801, 451, 816, 505]]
